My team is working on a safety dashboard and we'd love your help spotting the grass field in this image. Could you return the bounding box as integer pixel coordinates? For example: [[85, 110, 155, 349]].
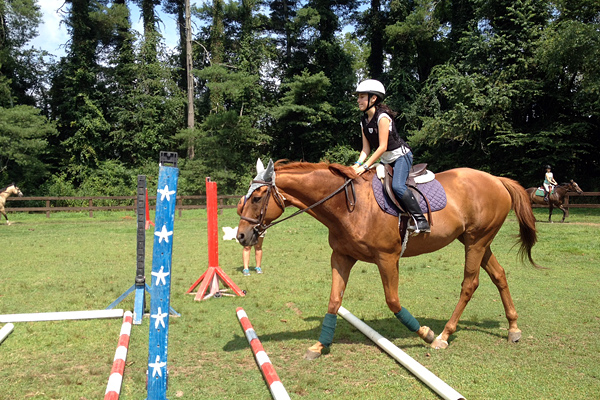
[[0, 207, 599, 399]]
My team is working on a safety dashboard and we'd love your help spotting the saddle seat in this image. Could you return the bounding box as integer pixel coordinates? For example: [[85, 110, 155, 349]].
[[374, 162, 435, 225]]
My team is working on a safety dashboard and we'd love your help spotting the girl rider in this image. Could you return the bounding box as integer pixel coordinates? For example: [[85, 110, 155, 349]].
[[543, 165, 558, 203], [352, 79, 430, 233]]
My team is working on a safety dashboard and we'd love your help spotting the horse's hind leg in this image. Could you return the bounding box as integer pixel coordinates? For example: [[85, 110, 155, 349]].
[[559, 205, 568, 222], [432, 241, 485, 349], [480, 248, 521, 343]]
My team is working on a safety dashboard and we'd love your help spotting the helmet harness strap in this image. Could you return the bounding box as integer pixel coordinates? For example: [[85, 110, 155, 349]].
[[364, 92, 379, 114]]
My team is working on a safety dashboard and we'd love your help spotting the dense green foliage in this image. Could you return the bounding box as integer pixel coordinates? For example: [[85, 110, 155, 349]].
[[1, 0, 599, 194]]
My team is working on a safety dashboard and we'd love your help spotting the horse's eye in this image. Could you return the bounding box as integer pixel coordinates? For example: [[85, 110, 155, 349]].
[[252, 196, 263, 203]]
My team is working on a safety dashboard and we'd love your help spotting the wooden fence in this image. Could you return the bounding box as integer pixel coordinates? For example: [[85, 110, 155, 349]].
[[5, 195, 241, 218], [5, 192, 600, 218]]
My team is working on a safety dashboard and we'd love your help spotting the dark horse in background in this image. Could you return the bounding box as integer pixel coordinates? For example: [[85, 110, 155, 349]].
[[237, 160, 538, 359], [0, 183, 23, 225], [526, 180, 583, 223]]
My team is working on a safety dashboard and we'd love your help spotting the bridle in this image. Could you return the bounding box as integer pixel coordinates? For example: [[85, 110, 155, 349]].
[[239, 179, 287, 233], [239, 176, 356, 236]]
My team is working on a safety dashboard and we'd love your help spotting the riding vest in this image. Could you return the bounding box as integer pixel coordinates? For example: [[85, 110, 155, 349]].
[[361, 108, 410, 163]]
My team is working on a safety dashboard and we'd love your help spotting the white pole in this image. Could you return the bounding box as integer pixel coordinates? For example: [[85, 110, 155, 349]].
[[337, 306, 466, 400], [0, 323, 14, 344], [0, 309, 124, 323]]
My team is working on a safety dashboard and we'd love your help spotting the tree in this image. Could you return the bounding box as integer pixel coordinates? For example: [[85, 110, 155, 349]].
[[0, 0, 45, 107], [0, 105, 54, 190], [271, 70, 337, 161]]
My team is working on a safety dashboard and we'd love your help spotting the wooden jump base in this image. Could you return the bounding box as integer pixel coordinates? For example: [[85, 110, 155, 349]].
[[236, 308, 290, 400], [105, 311, 133, 400], [337, 306, 466, 400], [0, 323, 14, 344], [0, 309, 124, 323]]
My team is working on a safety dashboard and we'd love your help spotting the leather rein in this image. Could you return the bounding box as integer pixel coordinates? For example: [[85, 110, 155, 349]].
[[240, 177, 356, 236]]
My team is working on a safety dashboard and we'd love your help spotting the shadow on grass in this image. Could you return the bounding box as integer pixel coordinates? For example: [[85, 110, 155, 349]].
[[223, 315, 504, 352]]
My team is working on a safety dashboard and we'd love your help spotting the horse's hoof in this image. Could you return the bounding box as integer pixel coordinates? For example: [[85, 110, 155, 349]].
[[303, 349, 322, 360], [431, 334, 448, 350], [304, 342, 325, 360], [508, 329, 522, 343], [418, 326, 435, 344]]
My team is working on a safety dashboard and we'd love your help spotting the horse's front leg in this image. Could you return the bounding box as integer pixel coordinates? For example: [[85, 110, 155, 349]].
[[304, 251, 355, 360], [377, 256, 435, 345], [548, 204, 554, 223], [0, 210, 9, 225]]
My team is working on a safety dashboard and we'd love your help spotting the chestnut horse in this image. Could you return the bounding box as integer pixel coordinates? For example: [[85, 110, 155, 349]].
[[236, 161, 538, 359], [525, 180, 583, 223], [0, 183, 23, 225]]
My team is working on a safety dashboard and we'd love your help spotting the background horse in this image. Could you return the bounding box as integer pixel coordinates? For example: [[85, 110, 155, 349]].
[[0, 183, 23, 225], [526, 180, 583, 223], [237, 161, 538, 359]]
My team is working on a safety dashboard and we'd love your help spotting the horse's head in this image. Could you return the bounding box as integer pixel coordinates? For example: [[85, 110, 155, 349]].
[[2, 184, 22, 197], [567, 180, 583, 194], [236, 159, 286, 246]]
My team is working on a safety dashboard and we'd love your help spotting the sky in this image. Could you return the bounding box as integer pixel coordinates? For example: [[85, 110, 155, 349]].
[[29, 0, 180, 57]]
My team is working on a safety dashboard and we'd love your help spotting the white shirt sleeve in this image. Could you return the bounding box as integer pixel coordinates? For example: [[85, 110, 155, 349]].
[[377, 113, 393, 132]]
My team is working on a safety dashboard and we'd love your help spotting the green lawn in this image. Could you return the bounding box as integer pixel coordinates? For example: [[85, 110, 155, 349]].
[[0, 208, 598, 399]]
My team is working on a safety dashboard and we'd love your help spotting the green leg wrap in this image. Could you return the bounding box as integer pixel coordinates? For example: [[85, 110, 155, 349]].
[[395, 307, 420, 332], [318, 313, 338, 347]]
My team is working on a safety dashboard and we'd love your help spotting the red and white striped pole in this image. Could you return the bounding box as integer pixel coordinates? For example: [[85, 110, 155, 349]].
[[105, 310, 133, 400], [236, 307, 290, 400]]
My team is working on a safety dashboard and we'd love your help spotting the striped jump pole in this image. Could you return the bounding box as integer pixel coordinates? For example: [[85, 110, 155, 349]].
[[105, 311, 133, 400], [236, 307, 290, 400]]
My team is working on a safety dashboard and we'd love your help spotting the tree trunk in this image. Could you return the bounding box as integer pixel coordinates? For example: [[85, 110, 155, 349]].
[[185, 0, 195, 159]]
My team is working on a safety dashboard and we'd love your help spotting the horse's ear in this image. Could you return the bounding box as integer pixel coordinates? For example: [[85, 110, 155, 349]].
[[264, 159, 274, 181], [256, 159, 265, 174]]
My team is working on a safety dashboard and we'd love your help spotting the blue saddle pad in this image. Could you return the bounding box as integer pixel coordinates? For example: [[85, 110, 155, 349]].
[[372, 175, 447, 217]]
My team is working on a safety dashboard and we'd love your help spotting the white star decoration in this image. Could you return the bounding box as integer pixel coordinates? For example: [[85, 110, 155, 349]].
[[154, 225, 173, 243], [149, 355, 167, 377], [151, 266, 169, 286], [157, 185, 176, 201], [151, 307, 168, 329], [222, 226, 238, 241]]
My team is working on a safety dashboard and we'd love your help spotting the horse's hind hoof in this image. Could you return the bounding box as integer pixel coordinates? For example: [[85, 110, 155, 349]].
[[417, 326, 435, 344], [431, 334, 449, 350], [508, 329, 522, 343], [303, 349, 321, 360]]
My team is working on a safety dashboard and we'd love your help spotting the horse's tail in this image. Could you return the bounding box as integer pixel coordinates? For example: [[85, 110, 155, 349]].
[[498, 177, 542, 268]]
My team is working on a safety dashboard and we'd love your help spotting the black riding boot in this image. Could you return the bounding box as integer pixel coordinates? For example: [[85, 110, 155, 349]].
[[543, 189, 549, 203], [399, 190, 431, 233]]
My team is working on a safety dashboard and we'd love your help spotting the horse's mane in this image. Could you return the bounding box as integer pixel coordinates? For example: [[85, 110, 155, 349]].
[[0, 183, 15, 193], [274, 160, 362, 180]]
